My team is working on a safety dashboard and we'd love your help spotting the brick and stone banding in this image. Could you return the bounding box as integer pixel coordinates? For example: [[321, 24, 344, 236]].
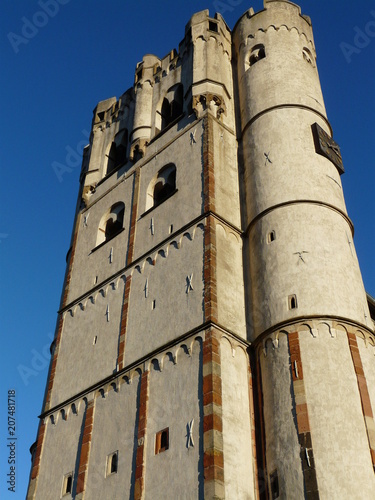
[[134, 370, 149, 500], [288, 332, 319, 499], [76, 400, 95, 494]]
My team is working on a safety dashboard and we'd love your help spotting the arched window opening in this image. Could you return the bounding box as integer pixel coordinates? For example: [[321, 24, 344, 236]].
[[158, 84, 184, 132], [106, 129, 128, 175], [249, 44, 266, 66], [302, 47, 314, 66], [153, 164, 176, 207], [146, 164, 177, 211], [106, 451, 118, 477], [161, 98, 172, 130], [96, 202, 125, 247]]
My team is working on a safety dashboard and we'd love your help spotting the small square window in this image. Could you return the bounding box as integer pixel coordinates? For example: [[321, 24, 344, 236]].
[[106, 451, 118, 477], [209, 21, 218, 33], [62, 472, 73, 496], [155, 428, 169, 454]]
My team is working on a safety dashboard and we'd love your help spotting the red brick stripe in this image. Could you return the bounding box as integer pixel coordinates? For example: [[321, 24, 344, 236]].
[[117, 276, 132, 370], [134, 371, 149, 500], [45, 315, 64, 411], [347, 333, 375, 471], [288, 332, 319, 498], [204, 216, 217, 323], [76, 400, 95, 494], [127, 167, 140, 267], [203, 114, 215, 214], [30, 420, 46, 481], [203, 328, 224, 497]]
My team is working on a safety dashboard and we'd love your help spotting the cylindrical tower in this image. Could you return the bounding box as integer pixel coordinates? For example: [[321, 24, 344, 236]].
[[233, 1, 375, 498]]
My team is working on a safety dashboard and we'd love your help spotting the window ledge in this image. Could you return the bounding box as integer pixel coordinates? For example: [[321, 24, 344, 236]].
[[140, 189, 178, 219], [91, 228, 125, 254]]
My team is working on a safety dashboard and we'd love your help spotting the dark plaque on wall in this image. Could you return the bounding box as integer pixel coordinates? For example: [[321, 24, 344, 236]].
[[312, 122, 344, 175]]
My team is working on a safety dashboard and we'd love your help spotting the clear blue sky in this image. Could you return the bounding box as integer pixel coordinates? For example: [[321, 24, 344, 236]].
[[1, 1, 374, 497]]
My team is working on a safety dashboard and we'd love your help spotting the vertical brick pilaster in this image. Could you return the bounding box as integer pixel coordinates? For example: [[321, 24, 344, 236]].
[[134, 370, 149, 500], [248, 358, 260, 499], [347, 333, 375, 471], [127, 167, 140, 267], [203, 114, 215, 214], [252, 347, 268, 500], [45, 215, 80, 412], [30, 420, 46, 481], [204, 216, 217, 323], [44, 315, 64, 411], [203, 327, 224, 499], [288, 332, 319, 499], [117, 276, 132, 370], [62, 217, 80, 308], [76, 400, 95, 495]]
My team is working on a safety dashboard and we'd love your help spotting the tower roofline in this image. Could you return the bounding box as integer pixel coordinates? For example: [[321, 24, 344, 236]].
[[232, 0, 312, 36]]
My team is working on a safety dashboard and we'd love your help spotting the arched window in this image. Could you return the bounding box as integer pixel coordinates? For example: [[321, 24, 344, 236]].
[[157, 84, 184, 133], [161, 98, 172, 130], [96, 202, 125, 246], [302, 47, 314, 66], [106, 129, 128, 175], [146, 164, 177, 211], [106, 451, 118, 477], [249, 44, 266, 66]]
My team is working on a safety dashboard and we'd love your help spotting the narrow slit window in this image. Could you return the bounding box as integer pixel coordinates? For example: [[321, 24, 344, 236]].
[[62, 473, 73, 496], [106, 451, 118, 477], [289, 295, 298, 310], [155, 428, 169, 454], [152, 300, 156, 310], [267, 231, 276, 243], [169, 224, 173, 234]]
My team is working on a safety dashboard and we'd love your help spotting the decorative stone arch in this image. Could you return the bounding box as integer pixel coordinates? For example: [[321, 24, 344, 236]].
[[96, 202, 125, 246], [145, 163, 176, 211]]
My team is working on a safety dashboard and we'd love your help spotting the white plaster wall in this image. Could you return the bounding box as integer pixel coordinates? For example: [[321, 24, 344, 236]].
[[242, 110, 346, 225], [145, 340, 203, 498], [133, 123, 204, 262], [260, 333, 305, 497], [51, 279, 125, 406], [125, 226, 205, 366], [221, 338, 255, 499], [85, 375, 140, 499], [68, 180, 133, 302], [300, 326, 375, 498], [248, 204, 368, 337], [233, 2, 321, 130], [36, 411, 84, 499], [216, 223, 246, 337], [212, 120, 241, 228]]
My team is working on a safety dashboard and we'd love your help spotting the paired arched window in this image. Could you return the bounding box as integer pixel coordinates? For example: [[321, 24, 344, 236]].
[[96, 202, 125, 246], [106, 129, 128, 175], [249, 44, 266, 66], [158, 84, 184, 133], [146, 164, 177, 211]]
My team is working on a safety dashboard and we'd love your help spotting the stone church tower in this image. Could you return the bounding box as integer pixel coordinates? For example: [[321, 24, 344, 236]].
[[28, 1, 375, 498]]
